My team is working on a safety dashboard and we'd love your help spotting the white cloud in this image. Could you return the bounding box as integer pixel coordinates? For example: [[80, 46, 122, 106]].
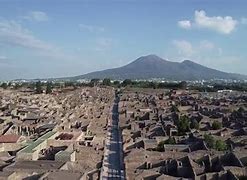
[[79, 24, 105, 32], [172, 40, 195, 57], [178, 10, 238, 34], [0, 19, 53, 51], [178, 20, 191, 29], [195, 10, 237, 34], [0, 19, 72, 60], [22, 11, 49, 22]]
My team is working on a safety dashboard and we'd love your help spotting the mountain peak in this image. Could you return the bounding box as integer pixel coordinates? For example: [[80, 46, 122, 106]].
[[75, 55, 246, 80], [125, 54, 167, 69], [133, 54, 166, 64], [182, 60, 195, 64], [143, 54, 161, 59]]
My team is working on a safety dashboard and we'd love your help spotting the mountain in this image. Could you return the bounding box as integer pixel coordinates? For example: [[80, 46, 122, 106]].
[[72, 55, 246, 80]]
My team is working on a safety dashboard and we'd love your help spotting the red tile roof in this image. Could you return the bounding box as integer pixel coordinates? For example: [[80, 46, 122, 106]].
[[0, 134, 21, 143]]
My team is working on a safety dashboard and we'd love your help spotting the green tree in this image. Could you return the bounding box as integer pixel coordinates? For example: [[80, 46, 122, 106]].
[[179, 81, 187, 89], [171, 104, 179, 112], [212, 121, 222, 130], [14, 83, 22, 90], [204, 134, 215, 149], [0, 82, 8, 89], [102, 78, 111, 86], [122, 79, 132, 87], [113, 81, 120, 87], [35, 81, 42, 94], [204, 134, 228, 151], [64, 81, 74, 87], [156, 137, 176, 152], [46, 82, 52, 94], [190, 119, 200, 130], [90, 79, 100, 86], [156, 141, 165, 152], [165, 136, 176, 144], [177, 115, 190, 135], [148, 82, 157, 89], [113, 80, 120, 85], [215, 140, 227, 151]]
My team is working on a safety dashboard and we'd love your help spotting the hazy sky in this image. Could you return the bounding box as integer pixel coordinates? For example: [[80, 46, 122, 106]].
[[0, 0, 247, 80]]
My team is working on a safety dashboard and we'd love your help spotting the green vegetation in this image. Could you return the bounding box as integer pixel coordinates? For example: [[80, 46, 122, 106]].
[[123, 80, 187, 89], [171, 105, 179, 113], [64, 81, 75, 87], [46, 82, 53, 94], [212, 121, 222, 130], [204, 134, 227, 151], [113, 80, 120, 85], [191, 82, 247, 92], [35, 81, 42, 94], [164, 136, 176, 144], [85, 79, 189, 89], [3, 80, 247, 92], [190, 119, 199, 129], [90, 79, 100, 86], [204, 134, 215, 149], [215, 139, 228, 151], [102, 78, 111, 86], [122, 79, 132, 87], [156, 137, 176, 152], [156, 141, 165, 152], [0, 82, 7, 89], [177, 115, 190, 135]]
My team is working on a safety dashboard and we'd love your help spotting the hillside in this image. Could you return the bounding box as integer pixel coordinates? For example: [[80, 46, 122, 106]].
[[71, 55, 246, 80]]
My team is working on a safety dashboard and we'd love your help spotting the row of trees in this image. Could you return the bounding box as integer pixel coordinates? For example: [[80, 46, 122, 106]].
[[35, 81, 52, 94], [90, 78, 188, 89], [191, 83, 247, 92], [173, 115, 222, 136], [75, 80, 247, 91], [156, 132, 228, 152], [92, 78, 247, 92], [2, 79, 247, 92], [1, 79, 187, 91]]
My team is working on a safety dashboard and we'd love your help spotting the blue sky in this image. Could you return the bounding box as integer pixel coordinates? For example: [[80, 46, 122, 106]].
[[0, 0, 247, 80]]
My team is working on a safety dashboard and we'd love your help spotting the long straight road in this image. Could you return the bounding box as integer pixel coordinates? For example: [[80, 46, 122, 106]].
[[101, 95, 125, 180]]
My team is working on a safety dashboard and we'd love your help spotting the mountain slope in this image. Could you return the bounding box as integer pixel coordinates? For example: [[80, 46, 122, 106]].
[[72, 55, 246, 80]]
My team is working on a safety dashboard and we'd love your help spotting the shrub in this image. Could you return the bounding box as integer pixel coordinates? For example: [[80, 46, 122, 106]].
[[204, 134, 227, 151], [212, 121, 222, 130], [215, 140, 227, 151], [190, 119, 199, 129], [156, 141, 165, 152], [165, 137, 176, 144], [156, 137, 176, 152], [204, 134, 215, 149]]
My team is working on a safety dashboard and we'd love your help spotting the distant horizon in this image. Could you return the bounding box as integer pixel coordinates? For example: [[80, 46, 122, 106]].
[[0, 0, 247, 80], [3, 54, 246, 81]]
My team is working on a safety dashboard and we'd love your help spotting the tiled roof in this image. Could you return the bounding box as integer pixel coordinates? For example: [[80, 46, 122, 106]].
[[0, 134, 21, 143]]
